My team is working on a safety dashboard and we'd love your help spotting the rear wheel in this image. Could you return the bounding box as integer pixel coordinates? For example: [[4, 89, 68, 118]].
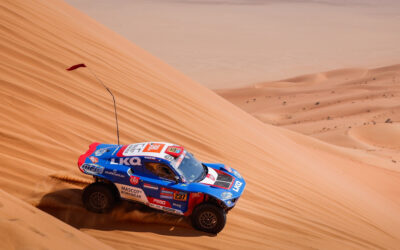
[[191, 203, 226, 234], [82, 182, 116, 213]]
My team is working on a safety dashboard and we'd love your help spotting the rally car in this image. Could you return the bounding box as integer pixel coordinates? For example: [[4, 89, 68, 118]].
[[77, 142, 246, 234]]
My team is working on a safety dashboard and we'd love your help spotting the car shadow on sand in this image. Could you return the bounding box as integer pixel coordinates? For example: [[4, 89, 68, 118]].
[[37, 188, 211, 237]]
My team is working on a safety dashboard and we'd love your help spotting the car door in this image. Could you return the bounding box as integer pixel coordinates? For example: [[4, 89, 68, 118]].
[[114, 163, 149, 205], [141, 162, 188, 214]]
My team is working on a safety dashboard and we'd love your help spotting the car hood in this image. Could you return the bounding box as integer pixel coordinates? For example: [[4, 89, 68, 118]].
[[188, 163, 246, 207]]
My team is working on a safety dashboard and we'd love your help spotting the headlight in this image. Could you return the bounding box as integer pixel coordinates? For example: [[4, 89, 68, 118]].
[[221, 192, 232, 200]]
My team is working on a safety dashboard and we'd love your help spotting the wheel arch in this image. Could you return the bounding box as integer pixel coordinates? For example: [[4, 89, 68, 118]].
[[204, 195, 227, 210], [186, 192, 227, 216]]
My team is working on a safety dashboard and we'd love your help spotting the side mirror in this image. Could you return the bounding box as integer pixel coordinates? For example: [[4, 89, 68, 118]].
[[174, 176, 180, 184], [127, 168, 134, 175]]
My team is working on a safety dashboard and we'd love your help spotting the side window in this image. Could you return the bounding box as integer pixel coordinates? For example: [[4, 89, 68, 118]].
[[145, 162, 176, 181]]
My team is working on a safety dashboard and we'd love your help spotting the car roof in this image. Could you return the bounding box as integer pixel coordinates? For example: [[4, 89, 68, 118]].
[[115, 142, 183, 163]]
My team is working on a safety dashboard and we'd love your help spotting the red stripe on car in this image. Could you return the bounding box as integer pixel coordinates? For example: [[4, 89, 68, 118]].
[[116, 145, 128, 157]]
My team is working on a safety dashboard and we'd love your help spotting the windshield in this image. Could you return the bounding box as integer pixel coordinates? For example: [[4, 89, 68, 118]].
[[175, 151, 206, 183]]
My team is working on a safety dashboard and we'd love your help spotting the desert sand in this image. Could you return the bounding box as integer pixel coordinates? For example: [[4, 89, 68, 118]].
[[65, 0, 400, 88], [0, 189, 113, 249], [1, 0, 400, 249], [217, 64, 400, 166]]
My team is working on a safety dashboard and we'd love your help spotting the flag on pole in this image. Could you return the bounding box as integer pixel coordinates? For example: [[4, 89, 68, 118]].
[[66, 63, 86, 71]]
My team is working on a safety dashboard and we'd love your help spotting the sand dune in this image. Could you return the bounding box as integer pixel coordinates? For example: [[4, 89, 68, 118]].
[[2, 0, 400, 249], [65, 0, 400, 88], [0, 189, 112, 250], [217, 65, 400, 160], [349, 124, 400, 149]]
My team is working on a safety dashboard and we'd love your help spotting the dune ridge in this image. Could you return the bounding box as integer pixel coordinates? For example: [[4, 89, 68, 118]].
[[1, 0, 400, 249]]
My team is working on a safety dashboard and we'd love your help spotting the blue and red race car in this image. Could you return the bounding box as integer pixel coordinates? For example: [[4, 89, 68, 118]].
[[78, 142, 246, 233]]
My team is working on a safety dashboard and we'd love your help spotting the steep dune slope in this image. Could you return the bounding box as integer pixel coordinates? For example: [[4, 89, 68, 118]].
[[0, 189, 113, 250], [1, 0, 400, 249]]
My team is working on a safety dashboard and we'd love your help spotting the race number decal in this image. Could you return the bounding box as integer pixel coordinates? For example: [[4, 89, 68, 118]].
[[173, 192, 187, 201]]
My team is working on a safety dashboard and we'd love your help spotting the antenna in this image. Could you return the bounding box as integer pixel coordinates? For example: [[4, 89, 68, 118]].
[[66, 63, 120, 145]]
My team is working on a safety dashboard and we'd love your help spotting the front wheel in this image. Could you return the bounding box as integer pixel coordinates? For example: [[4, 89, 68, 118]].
[[82, 182, 116, 213], [191, 203, 226, 234]]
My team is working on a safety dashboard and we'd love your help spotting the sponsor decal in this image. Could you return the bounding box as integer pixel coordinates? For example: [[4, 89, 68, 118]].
[[165, 146, 184, 157], [173, 192, 187, 201], [164, 154, 174, 161], [172, 203, 182, 208], [160, 192, 173, 198], [160, 188, 187, 201], [94, 148, 108, 157], [151, 198, 167, 206], [160, 195, 173, 200], [115, 184, 148, 203], [221, 192, 233, 200], [206, 173, 215, 182], [89, 156, 98, 163], [166, 146, 182, 154], [161, 187, 174, 193], [162, 207, 182, 215], [160, 187, 174, 199], [148, 203, 163, 210], [130, 176, 140, 185], [104, 169, 125, 178], [146, 197, 182, 214], [232, 181, 242, 192], [143, 183, 158, 190], [143, 143, 165, 153], [147, 197, 172, 212], [110, 157, 141, 166], [123, 143, 146, 155], [80, 164, 104, 175], [118, 184, 146, 202]]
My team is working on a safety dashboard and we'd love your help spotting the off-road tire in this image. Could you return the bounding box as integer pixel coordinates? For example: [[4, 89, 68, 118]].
[[82, 182, 116, 213], [191, 203, 226, 234]]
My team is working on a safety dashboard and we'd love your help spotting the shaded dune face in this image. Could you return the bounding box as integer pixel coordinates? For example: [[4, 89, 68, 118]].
[[1, 0, 400, 249], [349, 124, 400, 149]]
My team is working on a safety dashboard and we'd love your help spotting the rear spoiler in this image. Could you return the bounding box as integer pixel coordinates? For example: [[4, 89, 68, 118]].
[[77, 142, 101, 168]]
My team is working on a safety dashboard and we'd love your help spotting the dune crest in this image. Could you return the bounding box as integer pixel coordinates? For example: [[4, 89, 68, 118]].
[[349, 124, 400, 149], [2, 0, 400, 249]]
